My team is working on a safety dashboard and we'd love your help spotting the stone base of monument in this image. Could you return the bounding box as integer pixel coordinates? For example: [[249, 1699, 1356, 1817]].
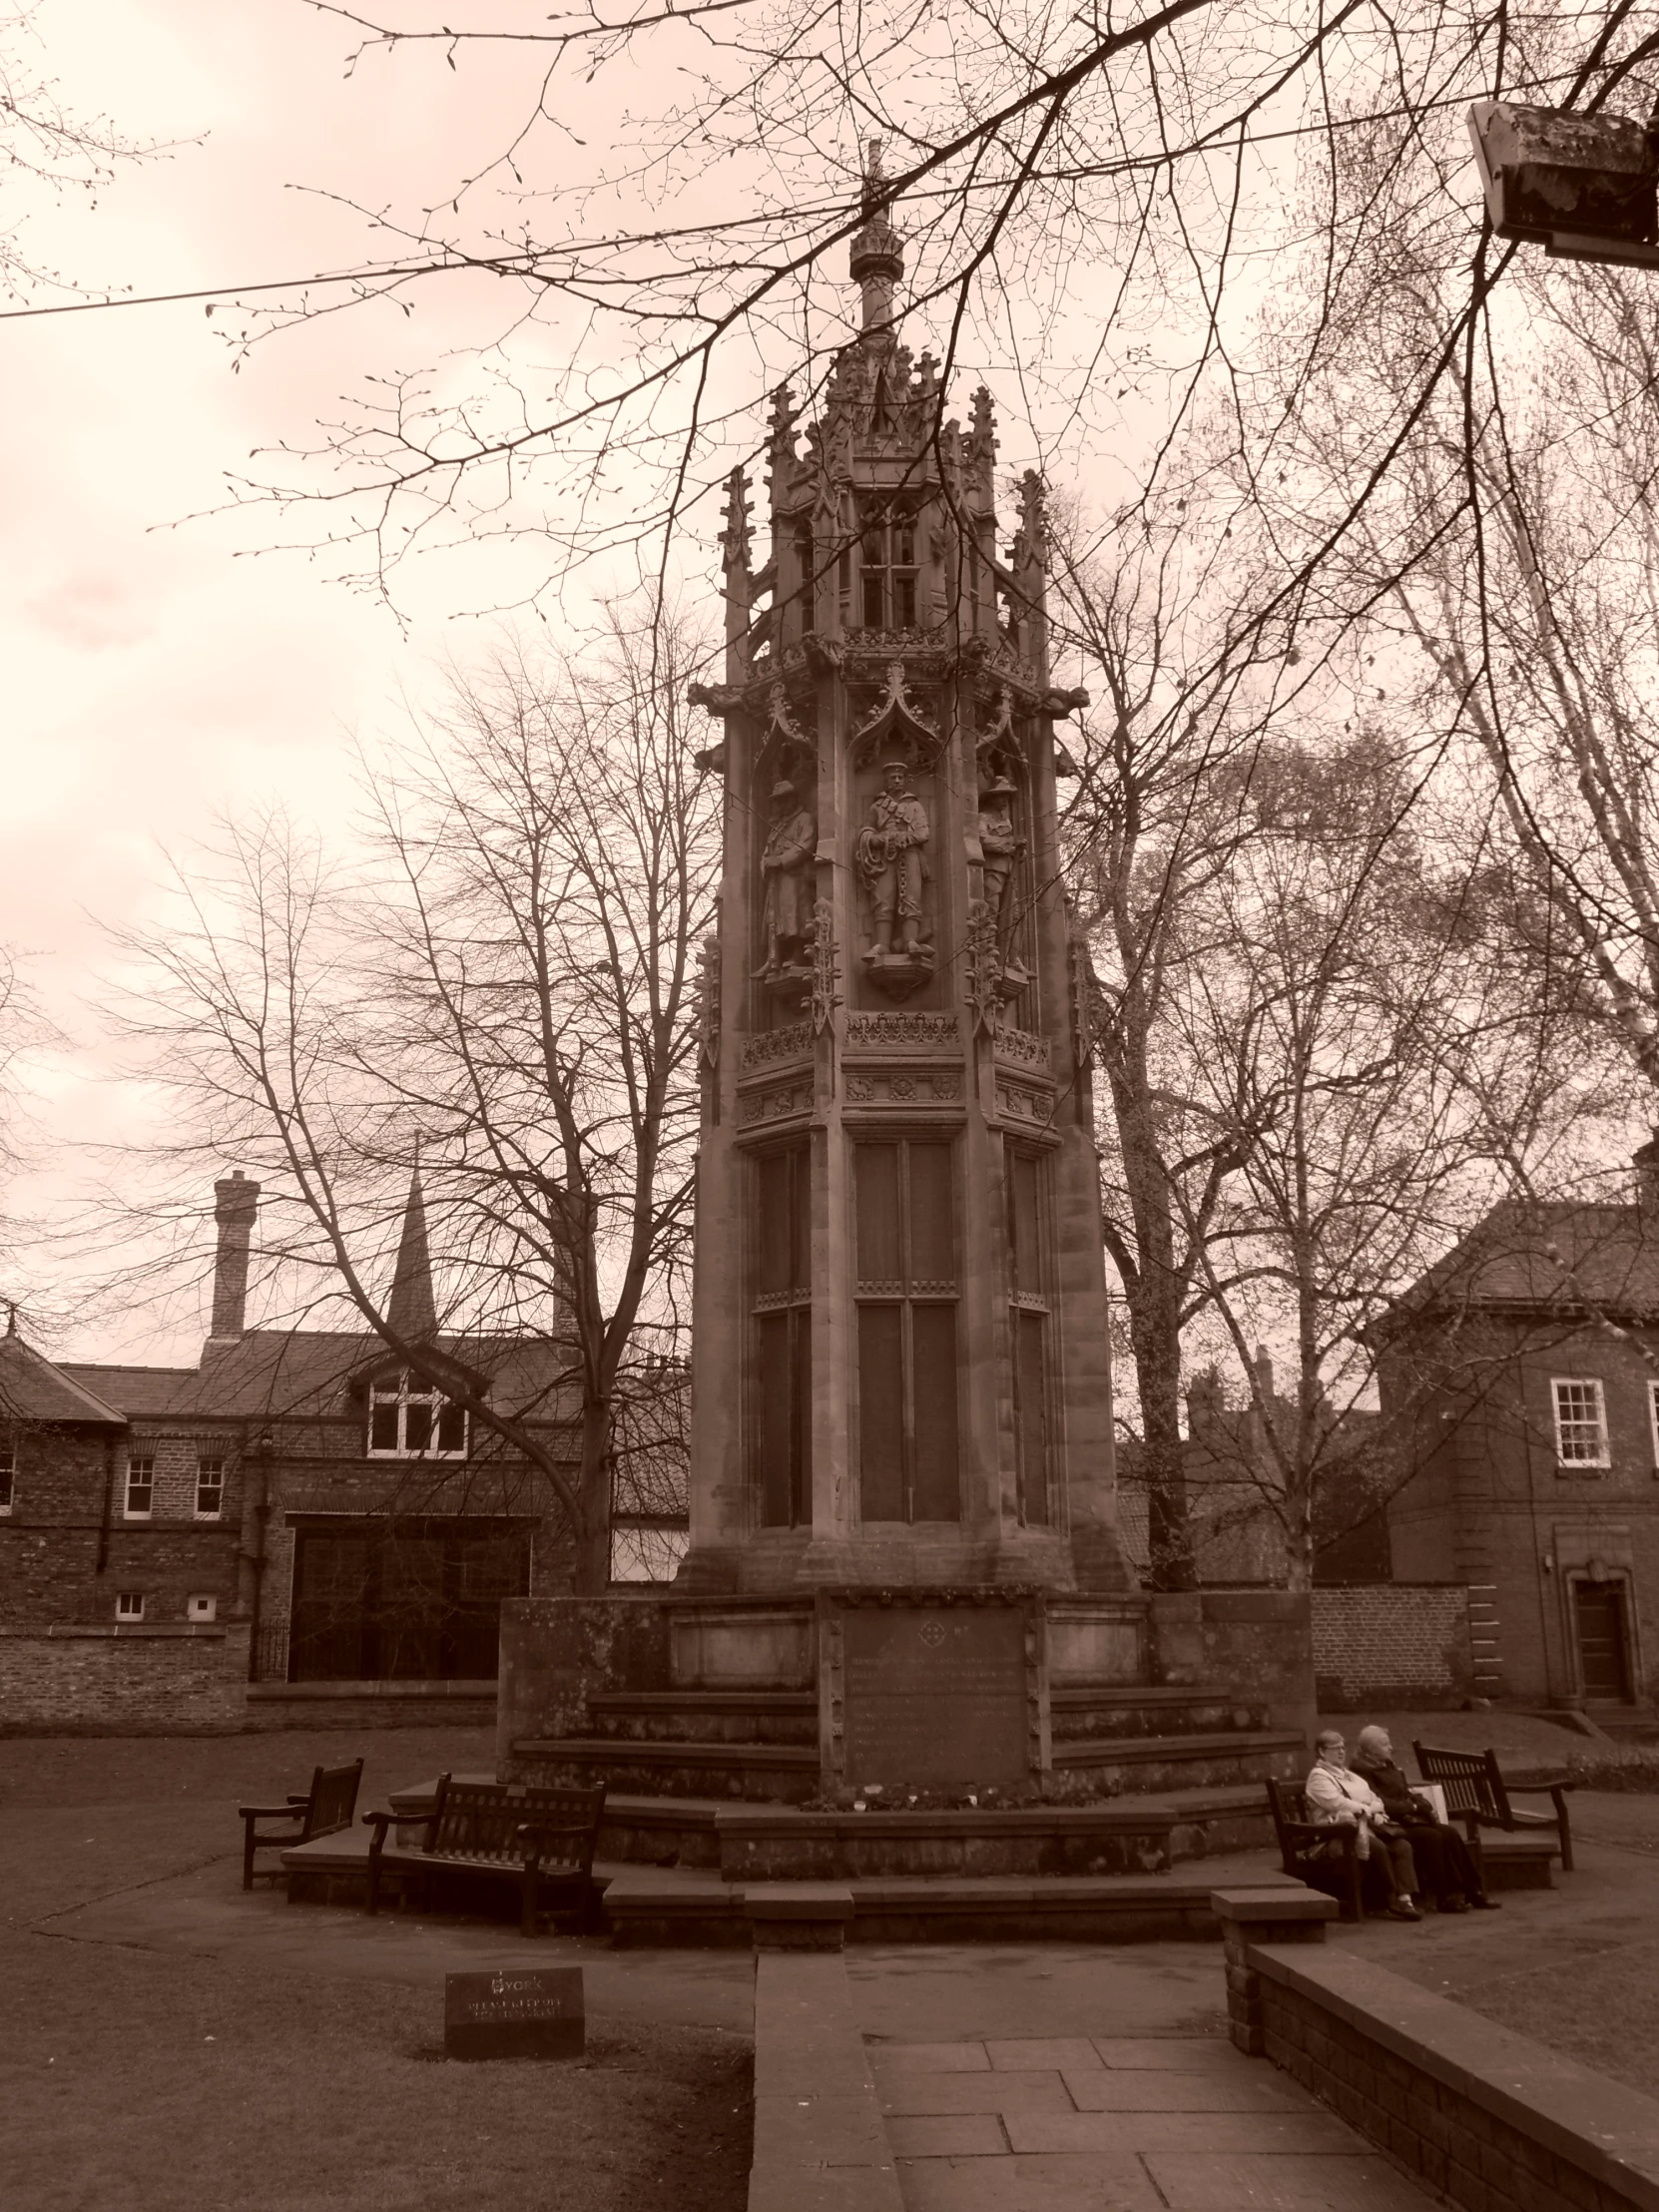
[[278, 1584, 1324, 1944]]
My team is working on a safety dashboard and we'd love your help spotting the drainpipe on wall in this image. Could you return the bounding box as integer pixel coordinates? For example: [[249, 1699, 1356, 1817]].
[[93, 1434, 117, 1575], [238, 1426, 272, 1681]]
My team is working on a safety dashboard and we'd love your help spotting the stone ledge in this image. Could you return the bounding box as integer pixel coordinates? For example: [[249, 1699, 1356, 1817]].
[[1249, 1939, 1659, 2210], [748, 1952, 904, 2212], [4, 1624, 234, 1642], [249, 1680, 496, 1702], [1211, 1887, 1337, 1925]]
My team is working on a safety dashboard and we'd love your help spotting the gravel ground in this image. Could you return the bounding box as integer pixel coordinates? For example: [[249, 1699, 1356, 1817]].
[[0, 1728, 753, 2212]]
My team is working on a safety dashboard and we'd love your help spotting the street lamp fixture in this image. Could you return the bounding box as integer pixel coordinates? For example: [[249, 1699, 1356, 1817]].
[[1467, 101, 1659, 267]]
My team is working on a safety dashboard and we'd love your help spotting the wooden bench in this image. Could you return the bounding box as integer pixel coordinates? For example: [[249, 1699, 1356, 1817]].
[[1266, 1778, 1366, 1921], [239, 1758, 364, 1892], [362, 1775, 607, 1936], [1412, 1742, 1574, 1874]]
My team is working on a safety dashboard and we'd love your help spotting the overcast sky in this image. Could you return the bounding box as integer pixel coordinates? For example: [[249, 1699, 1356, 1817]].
[[1, 3, 655, 1355]]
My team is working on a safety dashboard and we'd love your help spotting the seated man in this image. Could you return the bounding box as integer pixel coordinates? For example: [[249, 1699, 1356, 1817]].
[[1350, 1725, 1499, 1913], [1304, 1729, 1422, 1920]]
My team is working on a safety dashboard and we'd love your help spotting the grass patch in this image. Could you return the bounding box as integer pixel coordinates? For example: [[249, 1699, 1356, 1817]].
[[0, 1729, 753, 2212]]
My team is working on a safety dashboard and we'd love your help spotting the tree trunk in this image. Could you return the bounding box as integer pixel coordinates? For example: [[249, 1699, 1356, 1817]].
[[1109, 1071, 1196, 1592], [571, 1395, 614, 1596]]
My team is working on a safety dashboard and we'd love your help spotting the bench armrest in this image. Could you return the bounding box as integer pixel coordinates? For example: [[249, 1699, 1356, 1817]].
[[240, 1803, 307, 1822], [361, 1807, 434, 1851]]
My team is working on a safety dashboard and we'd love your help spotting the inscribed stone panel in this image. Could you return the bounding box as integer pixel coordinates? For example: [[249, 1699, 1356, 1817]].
[[840, 1604, 1028, 1791]]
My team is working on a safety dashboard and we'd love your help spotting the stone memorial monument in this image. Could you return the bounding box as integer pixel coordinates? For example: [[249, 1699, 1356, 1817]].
[[496, 151, 1315, 1832], [679, 148, 1131, 1614]]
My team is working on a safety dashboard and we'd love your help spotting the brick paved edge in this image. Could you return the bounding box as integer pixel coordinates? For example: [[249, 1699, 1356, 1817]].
[[748, 1951, 903, 2212], [1248, 1938, 1659, 2212]]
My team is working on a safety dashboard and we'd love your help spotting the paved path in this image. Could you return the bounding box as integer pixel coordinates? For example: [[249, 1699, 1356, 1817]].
[[751, 1942, 1436, 2211], [871, 2029, 1427, 2210]]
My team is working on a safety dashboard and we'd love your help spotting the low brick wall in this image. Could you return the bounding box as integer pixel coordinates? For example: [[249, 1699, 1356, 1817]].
[[245, 1681, 497, 1732], [1313, 1584, 1472, 1711], [1251, 1938, 1659, 2212], [0, 1623, 251, 1734]]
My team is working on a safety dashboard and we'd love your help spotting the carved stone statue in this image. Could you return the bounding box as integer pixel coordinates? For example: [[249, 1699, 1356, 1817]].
[[978, 775, 1022, 949], [856, 760, 930, 960], [756, 776, 818, 978]]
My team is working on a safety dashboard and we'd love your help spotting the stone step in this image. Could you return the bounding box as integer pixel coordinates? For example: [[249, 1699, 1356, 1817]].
[[586, 1689, 820, 1747], [513, 1735, 824, 1804], [602, 1865, 1299, 1946], [386, 1774, 1277, 1876], [282, 1809, 1553, 1927], [1050, 1730, 1308, 1800], [1050, 1685, 1268, 1742], [509, 1726, 1306, 1808]]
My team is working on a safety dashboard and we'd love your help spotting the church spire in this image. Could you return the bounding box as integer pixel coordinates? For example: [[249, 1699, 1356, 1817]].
[[386, 1147, 438, 1342], [848, 136, 904, 335]]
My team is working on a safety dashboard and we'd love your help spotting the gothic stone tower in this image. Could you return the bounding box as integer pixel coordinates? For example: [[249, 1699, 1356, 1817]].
[[680, 169, 1134, 1599]]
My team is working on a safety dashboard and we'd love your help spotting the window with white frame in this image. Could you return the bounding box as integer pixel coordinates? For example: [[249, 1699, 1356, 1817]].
[[124, 1454, 155, 1518], [1552, 1378, 1610, 1468], [0, 1435, 13, 1514], [115, 1591, 145, 1622], [195, 1457, 225, 1520], [367, 1372, 467, 1458]]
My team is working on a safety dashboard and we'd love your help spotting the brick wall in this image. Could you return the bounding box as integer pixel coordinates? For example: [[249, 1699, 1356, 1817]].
[[1249, 1938, 1659, 2212], [1313, 1584, 1472, 1710], [0, 1622, 251, 1734]]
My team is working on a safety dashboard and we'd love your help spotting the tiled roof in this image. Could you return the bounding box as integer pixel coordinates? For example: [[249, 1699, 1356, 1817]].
[[0, 1334, 128, 1425], [61, 1329, 574, 1426], [1397, 1200, 1659, 1319]]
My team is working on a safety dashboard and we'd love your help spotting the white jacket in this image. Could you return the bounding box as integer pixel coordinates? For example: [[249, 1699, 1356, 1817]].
[[1305, 1761, 1387, 1847]]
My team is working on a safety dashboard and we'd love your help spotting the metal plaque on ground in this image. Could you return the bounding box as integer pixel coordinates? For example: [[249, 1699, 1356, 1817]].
[[443, 1965, 585, 2061]]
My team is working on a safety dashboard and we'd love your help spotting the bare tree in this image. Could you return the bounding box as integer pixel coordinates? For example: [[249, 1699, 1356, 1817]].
[[133, 1, 1645, 653], [1, 4, 166, 299], [116, 609, 719, 1594], [1177, 732, 1600, 1586], [1053, 499, 1301, 1589]]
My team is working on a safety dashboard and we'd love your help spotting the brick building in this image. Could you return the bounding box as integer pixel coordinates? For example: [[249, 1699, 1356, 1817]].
[[1115, 1353, 1389, 1588], [0, 1168, 579, 1730], [1380, 1172, 1659, 1722]]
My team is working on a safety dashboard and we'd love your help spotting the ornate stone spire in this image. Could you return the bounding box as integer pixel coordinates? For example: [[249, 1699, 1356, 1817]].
[[848, 137, 904, 335]]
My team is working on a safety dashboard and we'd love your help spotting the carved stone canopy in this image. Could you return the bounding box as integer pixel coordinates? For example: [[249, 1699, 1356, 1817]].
[[851, 661, 942, 768]]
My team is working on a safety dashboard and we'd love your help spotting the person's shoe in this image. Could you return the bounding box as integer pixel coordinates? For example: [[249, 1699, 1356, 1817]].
[[1386, 1899, 1422, 1921], [1442, 1893, 1470, 1913], [1470, 1895, 1501, 1910]]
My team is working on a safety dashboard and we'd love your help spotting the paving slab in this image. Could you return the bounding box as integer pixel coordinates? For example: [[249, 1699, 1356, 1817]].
[[893, 2152, 1164, 2210], [1143, 2150, 1433, 2209], [1091, 2036, 1255, 2070], [877, 2071, 1077, 2117], [982, 2036, 1103, 2072], [848, 1942, 1228, 2043], [872, 2043, 993, 2074], [883, 2116, 1008, 2160], [1059, 2067, 1305, 2112], [1000, 2108, 1363, 2156]]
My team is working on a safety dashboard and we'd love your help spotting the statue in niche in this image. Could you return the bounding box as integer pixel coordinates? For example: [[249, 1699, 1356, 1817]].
[[855, 757, 934, 997], [978, 774, 1022, 951], [755, 775, 819, 985]]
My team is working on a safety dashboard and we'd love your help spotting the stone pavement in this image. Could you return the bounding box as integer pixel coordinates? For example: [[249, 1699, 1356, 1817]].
[[750, 1942, 1437, 2211]]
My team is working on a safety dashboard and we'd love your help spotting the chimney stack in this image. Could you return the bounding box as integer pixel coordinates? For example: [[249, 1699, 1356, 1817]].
[[1636, 1132, 1659, 1216], [207, 1171, 259, 1354]]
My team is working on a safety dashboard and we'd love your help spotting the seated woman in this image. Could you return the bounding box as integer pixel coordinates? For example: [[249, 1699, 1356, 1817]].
[[1302, 1729, 1421, 1920], [1350, 1725, 1499, 1913]]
